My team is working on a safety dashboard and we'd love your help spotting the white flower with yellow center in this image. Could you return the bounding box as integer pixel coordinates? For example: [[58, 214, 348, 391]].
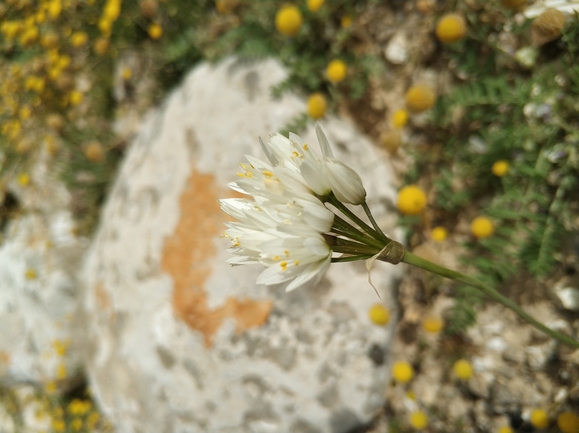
[[222, 125, 372, 291], [221, 147, 334, 291]]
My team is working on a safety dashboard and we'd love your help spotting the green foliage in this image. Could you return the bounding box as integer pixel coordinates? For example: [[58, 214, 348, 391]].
[[406, 7, 579, 335]]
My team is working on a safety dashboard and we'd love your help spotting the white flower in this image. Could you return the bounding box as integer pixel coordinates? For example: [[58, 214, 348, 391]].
[[262, 124, 366, 204], [222, 126, 369, 291], [221, 151, 334, 291]]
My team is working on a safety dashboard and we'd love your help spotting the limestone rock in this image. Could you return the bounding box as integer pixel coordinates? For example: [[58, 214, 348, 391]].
[[81, 58, 401, 433], [0, 154, 86, 385]]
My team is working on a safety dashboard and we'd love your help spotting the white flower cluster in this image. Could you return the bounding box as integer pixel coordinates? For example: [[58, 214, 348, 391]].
[[220, 125, 366, 291]]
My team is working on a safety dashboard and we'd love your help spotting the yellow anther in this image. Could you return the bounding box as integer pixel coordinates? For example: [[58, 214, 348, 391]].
[[240, 163, 249, 170], [232, 241, 240, 247], [280, 261, 288, 271], [294, 260, 300, 266], [292, 151, 300, 157], [262, 170, 274, 177], [303, 144, 309, 151], [272, 255, 281, 261], [236, 172, 244, 177], [244, 171, 253, 178], [284, 250, 290, 256]]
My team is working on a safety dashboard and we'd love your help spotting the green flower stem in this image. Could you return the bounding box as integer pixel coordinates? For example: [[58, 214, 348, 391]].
[[332, 255, 372, 263], [331, 215, 384, 250], [333, 238, 380, 256], [401, 251, 579, 349], [362, 201, 389, 242], [327, 194, 385, 242]]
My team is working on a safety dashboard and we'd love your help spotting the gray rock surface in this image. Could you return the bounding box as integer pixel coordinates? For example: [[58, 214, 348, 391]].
[[0, 155, 86, 385], [81, 57, 402, 433]]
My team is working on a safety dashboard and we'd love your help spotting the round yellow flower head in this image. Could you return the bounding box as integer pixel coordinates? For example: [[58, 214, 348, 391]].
[[471, 216, 494, 239], [275, 5, 302, 37], [307, 0, 324, 13], [94, 37, 109, 55], [436, 13, 467, 44], [453, 359, 473, 380], [71, 31, 88, 47], [397, 185, 427, 215], [431, 226, 448, 242], [381, 130, 402, 155], [530, 409, 549, 429], [122, 67, 132, 80], [98, 17, 112, 35], [17, 173, 30, 187], [368, 304, 390, 325], [326, 59, 347, 83], [532, 8, 565, 46], [392, 108, 409, 128], [69, 90, 83, 106], [405, 85, 436, 113], [391, 361, 414, 383], [558, 412, 579, 433], [498, 426, 514, 433], [409, 411, 428, 429], [492, 160, 509, 177], [148, 23, 163, 39], [421, 314, 444, 333], [307, 93, 327, 120], [341, 15, 352, 28], [84, 141, 105, 162]]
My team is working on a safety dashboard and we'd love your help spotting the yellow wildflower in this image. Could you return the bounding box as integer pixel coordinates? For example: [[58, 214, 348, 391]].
[[326, 59, 347, 83], [471, 216, 494, 239], [491, 160, 509, 177], [391, 361, 414, 383], [69, 90, 83, 106], [307, 0, 324, 12], [48, 0, 62, 19], [431, 226, 448, 242], [392, 109, 409, 128], [306, 93, 327, 120], [397, 185, 427, 215], [148, 23, 163, 39], [275, 4, 302, 37], [71, 31, 88, 47], [368, 304, 390, 325], [409, 411, 428, 429]]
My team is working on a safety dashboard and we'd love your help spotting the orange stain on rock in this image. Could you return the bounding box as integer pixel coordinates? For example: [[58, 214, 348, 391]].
[[162, 170, 272, 346], [94, 281, 111, 311]]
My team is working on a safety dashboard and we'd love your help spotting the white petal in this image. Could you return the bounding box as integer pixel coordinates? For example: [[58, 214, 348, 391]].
[[300, 159, 331, 196], [300, 203, 334, 233], [315, 123, 334, 158], [304, 236, 331, 256], [259, 136, 279, 166], [323, 158, 367, 205], [285, 255, 331, 292]]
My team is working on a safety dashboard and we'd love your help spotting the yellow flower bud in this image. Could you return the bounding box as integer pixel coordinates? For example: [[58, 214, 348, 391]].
[[436, 13, 467, 44], [397, 185, 427, 215], [275, 5, 302, 37], [307, 93, 327, 120], [326, 59, 347, 83]]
